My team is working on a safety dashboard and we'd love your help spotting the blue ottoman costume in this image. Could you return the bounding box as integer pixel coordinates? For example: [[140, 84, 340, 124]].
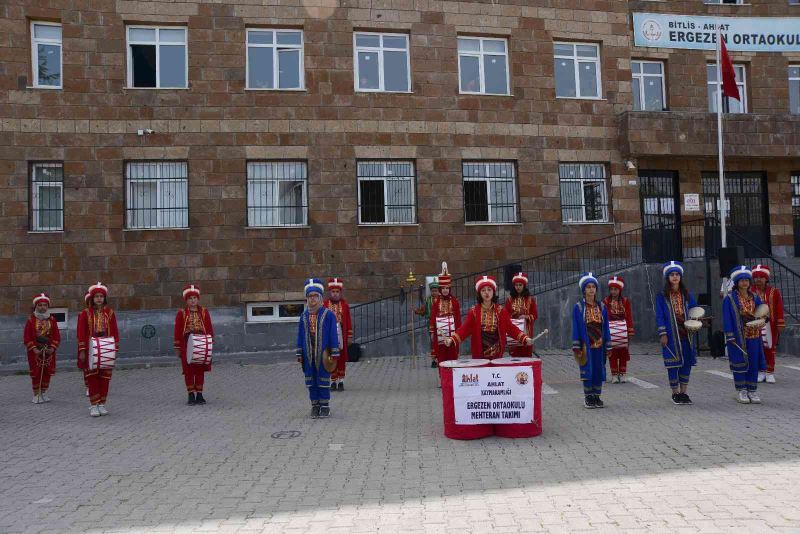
[[572, 272, 611, 408], [296, 278, 340, 416], [655, 261, 698, 394]]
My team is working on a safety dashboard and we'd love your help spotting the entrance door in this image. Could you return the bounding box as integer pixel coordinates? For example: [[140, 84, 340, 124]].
[[639, 170, 681, 263], [701, 171, 770, 257]]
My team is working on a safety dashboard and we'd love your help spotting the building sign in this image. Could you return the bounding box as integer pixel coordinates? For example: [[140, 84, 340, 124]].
[[684, 193, 701, 212], [633, 13, 800, 52], [452, 366, 534, 425]]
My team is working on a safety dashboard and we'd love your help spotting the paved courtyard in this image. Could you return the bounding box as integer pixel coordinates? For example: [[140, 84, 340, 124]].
[[2, 345, 800, 534]]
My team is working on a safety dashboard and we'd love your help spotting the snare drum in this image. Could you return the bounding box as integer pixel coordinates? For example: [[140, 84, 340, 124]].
[[188, 334, 213, 365], [89, 336, 117, 370], [435, 316, 455, 345], [506, 317, 527, 348], [609, 320, 628, 348]]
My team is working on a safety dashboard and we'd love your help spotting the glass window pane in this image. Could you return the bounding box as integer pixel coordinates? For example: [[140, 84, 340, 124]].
[[355, 34, 380, 48], [483, 39, 506, 53], [790, 80, 800, 114], [37, 185, 62, 230], [37, 44, 61, 86], [384, 51, 409, 91], [790, 67, 800, 78], [643, 75, 663, 110], [159, 28, 186, 43], [458, 38, 480, 52], [459, 55, 481, 92], [386, 179, 412, 223], [489, 180, 515, 222], [159, 45, 186, 87], [357, 52, 379, 89], [728, 96, 743, 114], [382, 35, 407, 49], [278, 49, 300, 89], [642, 62, 662, 75], [278, 180, 305, 225], [578, 61, 598, 97], [360, 180, 385, 223], [249, 47, 275, 88], [554, 43, 573, 56], [560, 181, 582, 222], [576, 44, 597, 58], [483, 54, 508, 94], [129, 28, 156, 42], [555, 58, 576, 97], [631, 61, 641, 74], [707, 64, 718, 83], [131, 44, 157, 87], [276, 31, 301, 45], [129, 181, 158, 229], [632, 77, 642, 111], [160, 179, 188, 228], [708, 83, 719, 112], [464, 180, 489, 222], [248, 30, 273, 45], [34, 24, 61, 40]]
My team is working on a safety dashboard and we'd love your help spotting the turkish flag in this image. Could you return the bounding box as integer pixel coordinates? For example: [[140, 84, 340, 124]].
[[720, 37, 740, 101]]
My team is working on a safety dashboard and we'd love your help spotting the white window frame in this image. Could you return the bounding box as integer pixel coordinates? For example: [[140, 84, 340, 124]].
[[125, 161, 189, 230], [462, 161, 519, 224], [246, 301, 306, 323], [31, 21, 63, 89], [357, 160, 417, 225], [126, 25, 188, 89], [707, 63, 747, 114], [554, 41, 602, 99], [631, 60, 666, 111], [457, 36, 510, 95], [245, 29, 305, 90], [353, 32, 411, 93], [30, 162, 64, 232], [790, 65, 800, 114], [246, 161, 309, 227], [704, 0, 744, 4], [558, 163, 610, 225], [48, 308, 69, 329]]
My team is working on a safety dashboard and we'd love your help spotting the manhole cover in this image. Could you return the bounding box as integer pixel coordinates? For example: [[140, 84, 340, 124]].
[[141, 325, 156, 339], [271, 430, 302, 439]]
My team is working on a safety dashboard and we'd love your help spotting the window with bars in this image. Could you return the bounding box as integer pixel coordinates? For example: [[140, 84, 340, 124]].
[[457, 37, 510, 95], [707, 63, 747, 113], [125, 162, 188, 229], [463, 161, 518, 224], [559, 163, 610, 224], [126, 26, 187, 88], [31, 22, 62, 88], [246, 29, 304, 90], [30, 162, 64, 232], [357, 161, 416, 225], [247, 161, 308, 227], [353, 32, 411, 92]]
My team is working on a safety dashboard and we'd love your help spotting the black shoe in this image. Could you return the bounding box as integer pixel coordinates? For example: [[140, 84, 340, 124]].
[[584, 395, 595, 409], [330, 382, 337, 391], [671, 393, 682, 405], [187, 393, 196, 405], [319, 406, 330, 418], [680, 393, 692, 405], [593, 395, 604, 408], [311, 405, 320, 418], [337, 382, 344, 391], [431, 360, 438, 368], [195, 392, 206, 405]]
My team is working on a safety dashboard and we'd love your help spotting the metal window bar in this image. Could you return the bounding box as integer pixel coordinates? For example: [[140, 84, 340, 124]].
[[559, 163, 609, 223], [30, 162, 64, 231], [463, 161, 518, 223], [125, 161, 188, 229], [357, 160, 415, 224], [247, 161, 308, 227]]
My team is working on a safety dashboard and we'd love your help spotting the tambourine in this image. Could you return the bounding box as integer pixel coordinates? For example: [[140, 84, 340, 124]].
[[322, 348, 337, 373], [754, 304, 770, 319], [684, 319, 703, 333], [688, 307, 706, 320], [746, 318, 766, 329]]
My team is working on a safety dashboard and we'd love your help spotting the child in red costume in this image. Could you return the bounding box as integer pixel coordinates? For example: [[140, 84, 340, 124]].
[[602, 276, 634, 383], [23, 293, 61, 404], [174, 284, 214, 405]]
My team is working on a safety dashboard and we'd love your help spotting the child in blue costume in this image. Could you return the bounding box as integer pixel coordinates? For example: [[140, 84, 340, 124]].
[[723, 265, 767, 405], [655, 261, 698, 405], [572, 272, 611, 409], [296, 278, 340, 418]]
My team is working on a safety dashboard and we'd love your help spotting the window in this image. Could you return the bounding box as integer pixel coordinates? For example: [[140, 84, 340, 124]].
[[457, 37, 510, 95], [632, 60, 666, 111], [353, 33, 410, 92], [30, 162, 64, 232], [246, 29, 304, 90], [49, 308, 68, 329], [247, 161, 308, 227], [357, 160, 416, 224], [246, 302, 305, 323], [790, 65, 800, 115], [554, 42, 601, 99], [707, 63, 747, 113], [125, 161, 188, 229], [126, 26, 187, 88], [31, 22, 62, 88], [559, 163, 610, 224], [705, 0, 743, 4], [463, 161, 518, 223]]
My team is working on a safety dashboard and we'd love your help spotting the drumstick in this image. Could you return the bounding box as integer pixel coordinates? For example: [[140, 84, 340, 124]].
[[529, 329, 549, 343], [36, 345, 47, 402]]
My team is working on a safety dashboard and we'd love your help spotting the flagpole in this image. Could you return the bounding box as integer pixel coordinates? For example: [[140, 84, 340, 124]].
[[716, 26, 728, 248]]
